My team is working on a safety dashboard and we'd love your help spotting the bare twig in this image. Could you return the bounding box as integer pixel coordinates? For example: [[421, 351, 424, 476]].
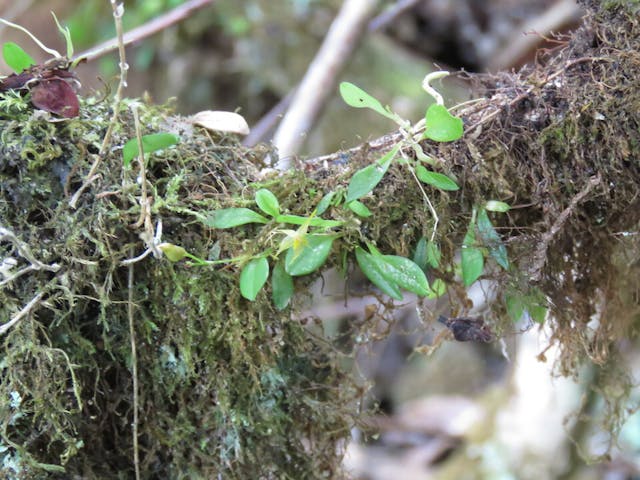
[[69, 0, 128, 209], [74, 0, 216, 63], [0, 291, 45, 335], [272, 0, 378, 168], [127, 247, 141, 480], [529, 174, 601, 282], [487, 0, 583, 71]]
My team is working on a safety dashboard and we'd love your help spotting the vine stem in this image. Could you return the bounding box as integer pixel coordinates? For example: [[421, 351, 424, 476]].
[[128, 246, 141, 480]]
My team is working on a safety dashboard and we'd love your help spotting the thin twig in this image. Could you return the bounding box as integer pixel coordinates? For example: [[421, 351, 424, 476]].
[[529, 174, 601, 281], [272, 0, 378, 168], [69, 1, 129, 209], [127, 247, 141, 480], [0, 291, 45, 336], [74, 0, 216, 63]]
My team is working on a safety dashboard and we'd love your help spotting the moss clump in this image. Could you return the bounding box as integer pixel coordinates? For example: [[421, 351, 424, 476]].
[[0, 95, 357, 478]]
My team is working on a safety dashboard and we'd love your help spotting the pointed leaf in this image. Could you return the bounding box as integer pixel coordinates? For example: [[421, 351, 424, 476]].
[[345, 145, 399, 203], [2, 42, 35, 73], [423, 104, 463, 142], [316, 191, 336, 215], [204, 208, 269, 228], [347, 200, 372, 217], [355, 247, 403, 300], [158, 243, 186, 262], [255, 189, 280, 217], [477, 208, 509, 270], [272, 261, 294, 310], [426, 240, 441, 268], [413, 237, 429, 271], [275, 214, 342, 228], [416, 165, 459, 191], [123, 133, 180, 166], [378, 255, 431, 297], [240, 257, 269, 301], [284, 235, 335, 276], [339, 82, 396, 121], [485, 200, 511, 213], [461, 225, 484, 286]]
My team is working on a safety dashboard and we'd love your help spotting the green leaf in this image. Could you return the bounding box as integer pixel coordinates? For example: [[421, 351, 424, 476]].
[[122, 133, 180, 166], [339, 82, 396, 121], [461, 226, 484, 286], [429, 278, 446, 298], [378, 255, 431, 297], [423, 104, 464, 142], [158, 243, 186, 262], [505, 294, 525, 322], [416, 164, 459, 191], [316, 191, 336, 215], [272, 261, 294, 310], [255, 189, 280, 217], [347, 200, 372, 217], [530, 304, 548, 323], [204, 208, 269, 228], [275, 214, 342, 228], [413, 237, 428, 271], [477, 208, 509, 270], [345, 145, 399, 203], [285, 235, 335, 276], [2, 42, 35, 73], [355, 247, 403, 300], [240, 257, 269, 301], [426, 240, 441, 268], [485, 200, 511, 213]]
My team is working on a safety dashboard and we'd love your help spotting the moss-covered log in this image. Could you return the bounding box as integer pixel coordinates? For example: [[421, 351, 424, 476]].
[[1, 1, 639, 478]]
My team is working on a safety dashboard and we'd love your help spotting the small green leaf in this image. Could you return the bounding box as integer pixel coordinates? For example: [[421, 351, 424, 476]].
[[355, 247, 403, 300], [429, 278, 447, 298], [2, 42, 35, 73], [285, 235, 335, 276], [461, 226, 484, 286], [272, 261, 294, 310], [485, 200, 511, 213], [339, 82, 396, 121], [423, 104, 463, 142], [505, 294, 525, 322], [347, 200, 372, 217], [426, 240, 441, 268], [275, 214, 343, 228], [413, 237, 428, 271], [345, 145, 399, 203], [530, 304, 548, 323], [255, 188, 280, 217], [378, 255, 431, 297], [416, 165, 459, 191], [240, 257, 269, 301], [205, 208, 269, 228], [158, 243, 186, 262], [122, 133, 180, 166], [316, 191, 336, 215], [477, 208, 509, 270]]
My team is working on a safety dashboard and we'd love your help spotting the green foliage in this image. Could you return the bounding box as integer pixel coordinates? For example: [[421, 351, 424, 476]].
[[423, 103, 464, 142], [346, 200, 372, 217], [271, 261, 294, 310], [345, 145, 399, 202], [284, 235, 335, 276], [477, 208, 509, 270], [240, 257, 269, 300], [415, 164, 459, 191], [205, 208, 269, 228], [122, 132, 180, 166], [355, 245, 431, 300], [461, 221, 484, 286], [255, 188, 280, 217], [2, 42, 34, 73], [339, 81, 399, 123]]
